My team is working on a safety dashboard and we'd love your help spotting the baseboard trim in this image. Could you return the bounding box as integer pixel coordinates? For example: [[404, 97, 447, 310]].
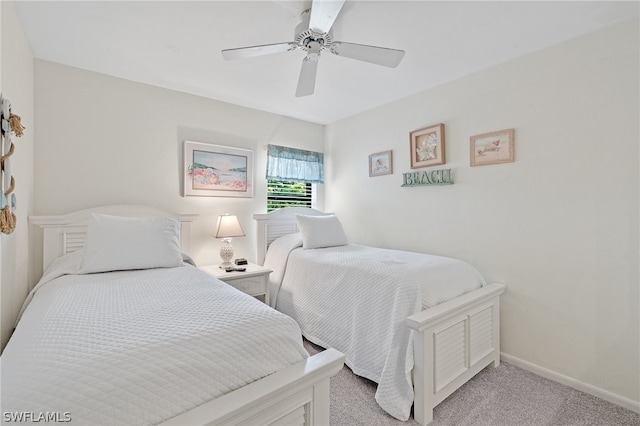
[[500, 352, 640, 414]]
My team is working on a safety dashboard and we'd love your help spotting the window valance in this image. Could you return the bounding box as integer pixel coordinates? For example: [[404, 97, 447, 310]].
[[266, 144, 324, 184]]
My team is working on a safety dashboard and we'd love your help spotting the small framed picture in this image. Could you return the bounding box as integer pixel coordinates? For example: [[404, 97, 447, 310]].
[[470, 128, 514, 166], [369, 150, 393, 177], [410, 123, 445, 168]]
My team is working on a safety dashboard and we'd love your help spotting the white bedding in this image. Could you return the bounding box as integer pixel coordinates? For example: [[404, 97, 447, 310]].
[[1, 251, 308, 425], [264, 234, 486, 421]]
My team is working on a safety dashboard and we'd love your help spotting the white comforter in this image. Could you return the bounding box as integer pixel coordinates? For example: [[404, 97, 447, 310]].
[[1, 251, 308, 425], [264, 234, 486, 421]]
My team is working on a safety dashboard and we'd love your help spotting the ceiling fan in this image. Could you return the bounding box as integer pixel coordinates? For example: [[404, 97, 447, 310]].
[[221, 0, 405, 97]]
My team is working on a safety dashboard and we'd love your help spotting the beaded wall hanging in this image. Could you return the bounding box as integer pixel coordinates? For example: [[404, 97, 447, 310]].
[[1, 94, 25, 235]]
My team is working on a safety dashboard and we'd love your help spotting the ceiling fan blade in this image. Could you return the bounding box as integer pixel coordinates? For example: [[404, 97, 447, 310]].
[[330, 42, 405, 68], [295, 55, 319, 97], [221, 42, 296, 60], [309, 0, 345, 34]]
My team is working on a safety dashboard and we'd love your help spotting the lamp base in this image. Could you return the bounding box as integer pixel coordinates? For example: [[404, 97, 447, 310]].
[[219, 238, 234, 269]]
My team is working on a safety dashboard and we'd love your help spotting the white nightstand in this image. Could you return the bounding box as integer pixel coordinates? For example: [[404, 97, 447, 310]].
[[199, 263, 272, 305]]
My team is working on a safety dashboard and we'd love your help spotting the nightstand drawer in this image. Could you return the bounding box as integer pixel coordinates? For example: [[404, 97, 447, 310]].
[[227, 276, 265, 297]]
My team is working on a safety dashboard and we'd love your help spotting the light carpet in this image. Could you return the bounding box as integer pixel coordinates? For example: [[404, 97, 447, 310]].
[[303, 341, 639, 426]]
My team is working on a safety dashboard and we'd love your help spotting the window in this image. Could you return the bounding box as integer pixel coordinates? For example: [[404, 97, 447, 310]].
[[265, 144, 323, 212], [267, 180, 312, 212]]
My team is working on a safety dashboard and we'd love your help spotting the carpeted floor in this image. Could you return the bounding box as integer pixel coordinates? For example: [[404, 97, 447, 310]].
[[303, 340, 640, 426]]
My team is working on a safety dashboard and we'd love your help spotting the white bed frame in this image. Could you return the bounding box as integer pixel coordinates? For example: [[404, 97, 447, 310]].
[[29, 205, 345, 426], [253, 207, 505, 425]]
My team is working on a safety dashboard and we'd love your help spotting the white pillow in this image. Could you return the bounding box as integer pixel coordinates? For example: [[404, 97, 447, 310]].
[[295, 214, 348, 249], [79, 213, 184, 274]]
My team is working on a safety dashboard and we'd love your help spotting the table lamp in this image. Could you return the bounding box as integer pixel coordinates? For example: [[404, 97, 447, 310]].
[[214, 214, 245, 268]]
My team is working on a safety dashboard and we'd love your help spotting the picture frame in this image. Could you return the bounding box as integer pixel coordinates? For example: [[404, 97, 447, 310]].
[[410, 123, 445, 168], [470, 128, 514, 167], [369, 150, 393, 177], [184, 141, 253, 197]]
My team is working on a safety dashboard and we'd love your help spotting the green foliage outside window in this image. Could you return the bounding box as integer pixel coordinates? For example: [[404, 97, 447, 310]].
[[267, 180, 312, 212]]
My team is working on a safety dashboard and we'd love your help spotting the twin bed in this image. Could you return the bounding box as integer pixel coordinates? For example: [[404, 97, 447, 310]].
[[253, 208, 505, 425], [3, 205, 344, 426], [3, 204, 504, 425]]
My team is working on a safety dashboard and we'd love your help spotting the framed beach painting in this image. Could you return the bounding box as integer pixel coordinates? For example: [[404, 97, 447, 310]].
[[369, 150, 393, 177], [184, 141, 253, 197], [410, 123, 445, 168], [470, 128, 514, 166]]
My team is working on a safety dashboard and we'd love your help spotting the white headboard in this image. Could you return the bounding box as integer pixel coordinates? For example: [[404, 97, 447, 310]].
[[252, 207, 332, 265], [30, 205, 198, 271]]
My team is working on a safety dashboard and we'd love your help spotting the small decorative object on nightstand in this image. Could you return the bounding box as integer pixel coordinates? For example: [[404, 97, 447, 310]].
[[214, 214, 245, 269], [200, 263, 272, 305]]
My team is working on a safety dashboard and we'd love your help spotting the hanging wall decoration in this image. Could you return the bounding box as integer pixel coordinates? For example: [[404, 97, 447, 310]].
[[410, 123, 445, 168], [401, 168, 453, 187], [470, 128, 514, 166], [369, 150, 393, 177], [1, 94, 25, 235], [183, 141, 254, 198]]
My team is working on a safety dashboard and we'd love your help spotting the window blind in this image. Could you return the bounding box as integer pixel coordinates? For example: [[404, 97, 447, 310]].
[[267, 180, 312, 212]]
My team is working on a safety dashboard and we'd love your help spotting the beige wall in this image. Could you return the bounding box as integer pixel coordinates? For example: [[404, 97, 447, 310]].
[[325, 18, 639, 408], [5, 3, 638, 412], [1, 1, 34, 351], [32, 60, 324, 281]]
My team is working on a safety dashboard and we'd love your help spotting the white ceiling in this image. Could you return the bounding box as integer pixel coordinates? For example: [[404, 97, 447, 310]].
[[13, 1, 639, 124]]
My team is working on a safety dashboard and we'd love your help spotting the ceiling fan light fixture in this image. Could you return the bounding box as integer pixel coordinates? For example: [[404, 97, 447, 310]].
[[296, 29, 333, 52], [221, 0, 405, 96]]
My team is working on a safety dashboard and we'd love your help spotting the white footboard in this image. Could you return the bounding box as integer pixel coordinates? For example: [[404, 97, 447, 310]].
[[406, 283, 505, 425], [159, 348, 345, 426]]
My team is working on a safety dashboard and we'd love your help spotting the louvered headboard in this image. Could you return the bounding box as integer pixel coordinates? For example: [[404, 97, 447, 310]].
[[30, 205, 198, 271], [252, 207, 332, 265]]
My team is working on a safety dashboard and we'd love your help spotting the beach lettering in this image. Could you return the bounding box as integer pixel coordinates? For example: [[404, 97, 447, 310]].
[[401, 169, 453, 187]]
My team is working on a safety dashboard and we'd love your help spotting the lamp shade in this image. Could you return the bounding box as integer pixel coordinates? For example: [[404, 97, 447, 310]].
[[214, 214, 245, 238]]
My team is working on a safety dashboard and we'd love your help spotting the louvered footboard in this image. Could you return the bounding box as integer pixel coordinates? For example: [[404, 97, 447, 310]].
[[160, 348, 344, 426], [406, 283, 505, 425]]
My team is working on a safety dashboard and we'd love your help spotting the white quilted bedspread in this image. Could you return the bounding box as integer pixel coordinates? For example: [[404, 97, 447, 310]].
[[266, 237, 486, 421], [1, 251, 308, 425]]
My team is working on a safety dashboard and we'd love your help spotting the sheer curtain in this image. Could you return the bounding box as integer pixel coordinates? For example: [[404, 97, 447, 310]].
[[266, 144, 324, 184]]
